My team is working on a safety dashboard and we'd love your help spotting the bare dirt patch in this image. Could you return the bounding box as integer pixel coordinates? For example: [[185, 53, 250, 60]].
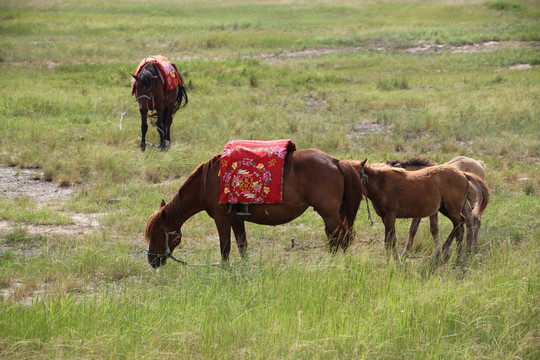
[[0, 167, 102, 237], [405, 41, 501, 54], [251, 40, 509, 62], [0, 167, 73, 204]]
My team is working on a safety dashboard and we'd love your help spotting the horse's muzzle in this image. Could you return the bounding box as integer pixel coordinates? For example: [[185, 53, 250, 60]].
[[148, 256, 166, 269]]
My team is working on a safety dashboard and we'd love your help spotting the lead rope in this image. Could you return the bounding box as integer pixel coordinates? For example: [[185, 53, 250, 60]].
[[360, 169, 375, 227], [144, 229, 219, 267], [164, 230, 189, 265]]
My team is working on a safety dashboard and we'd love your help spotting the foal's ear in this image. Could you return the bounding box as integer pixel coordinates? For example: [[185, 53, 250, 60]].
[[359, 158, 368, 167], [131, 73, 139, 82], [160, 199, 166, 208]]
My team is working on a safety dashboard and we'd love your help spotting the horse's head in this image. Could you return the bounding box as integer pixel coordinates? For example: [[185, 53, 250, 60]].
[[132, 70, 159, 111], [144, 199, 183, 268]]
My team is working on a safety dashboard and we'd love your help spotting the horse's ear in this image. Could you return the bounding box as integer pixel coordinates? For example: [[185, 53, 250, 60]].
[[160, 199, 166, 208], [360, 158, 368, 168], [160, 208, 168, 223], [131, 74, 139, 82]]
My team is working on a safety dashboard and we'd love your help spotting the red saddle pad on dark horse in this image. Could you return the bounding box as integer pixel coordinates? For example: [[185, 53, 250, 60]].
[[219, 140, 296, 204]]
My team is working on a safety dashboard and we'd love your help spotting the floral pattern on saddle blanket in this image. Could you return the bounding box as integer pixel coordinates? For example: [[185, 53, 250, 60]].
[[131, 55, 181, 95], [219, 140, 296, 204]]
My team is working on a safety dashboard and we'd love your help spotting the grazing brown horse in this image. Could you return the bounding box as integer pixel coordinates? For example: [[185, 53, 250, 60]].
[[144, 149, 364, 268], [352, 159, 489, 260], [131, 62, 188, 150], [386, 156, 488, 254]]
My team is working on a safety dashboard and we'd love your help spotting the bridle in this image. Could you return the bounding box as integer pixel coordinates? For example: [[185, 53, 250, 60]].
[[134, 87, 165, 135], [144, 228, 187, 265]]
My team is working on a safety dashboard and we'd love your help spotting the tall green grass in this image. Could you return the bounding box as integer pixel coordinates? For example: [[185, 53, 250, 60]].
[[1, 234, 538, 358]]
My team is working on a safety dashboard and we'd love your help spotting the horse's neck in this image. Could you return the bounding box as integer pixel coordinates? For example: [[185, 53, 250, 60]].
[[363, 166, 384, 197], [165, 176, 204, 228]]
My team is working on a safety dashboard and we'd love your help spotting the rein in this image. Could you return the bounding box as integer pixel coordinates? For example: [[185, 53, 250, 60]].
[[134, 89, 164, 134], [144, 229, 188, 265], [360, 169, 375, 227], [143, 229, 220, 267]]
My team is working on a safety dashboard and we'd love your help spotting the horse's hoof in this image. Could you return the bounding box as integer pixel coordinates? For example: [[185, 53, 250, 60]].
[[140, 144, 146, 152]]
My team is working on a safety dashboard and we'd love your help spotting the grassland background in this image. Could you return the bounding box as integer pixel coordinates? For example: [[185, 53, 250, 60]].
[[0, 0, 539, 358]]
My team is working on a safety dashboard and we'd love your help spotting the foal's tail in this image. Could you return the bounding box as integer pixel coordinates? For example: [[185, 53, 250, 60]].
[[464, 172, 490, 219], [337, 161, 364, 232]]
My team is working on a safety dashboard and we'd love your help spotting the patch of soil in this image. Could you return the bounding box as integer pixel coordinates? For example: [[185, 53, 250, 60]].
[[405, 41, 501, 54], [352, 122, 391, 135], [0, 167, 72, 204], [0, 167, 102, 237], [253, 40, 509, 61]]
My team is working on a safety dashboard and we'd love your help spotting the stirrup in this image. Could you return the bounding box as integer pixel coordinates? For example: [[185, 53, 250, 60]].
[[236, 204, 251, 216]]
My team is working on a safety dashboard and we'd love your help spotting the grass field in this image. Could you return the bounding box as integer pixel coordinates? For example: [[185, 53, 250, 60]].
[[1, 0, 539, 358]]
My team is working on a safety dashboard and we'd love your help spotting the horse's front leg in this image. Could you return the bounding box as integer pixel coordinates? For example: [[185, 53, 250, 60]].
[[232, 218, 247, 258], [383, 217, 398, 259], [139, 108, 148, 151], [215, 219, 232, 261]]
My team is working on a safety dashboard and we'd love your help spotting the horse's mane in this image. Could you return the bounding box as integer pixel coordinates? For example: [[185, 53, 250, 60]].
[[146, 155, 221, 242], [167, 154, 221, 214], [385, 158, 436, 169], [137, 63, 159, 89]]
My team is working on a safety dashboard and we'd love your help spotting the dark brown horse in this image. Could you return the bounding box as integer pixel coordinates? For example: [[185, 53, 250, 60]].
[[352, 159, 489, 260], [386, 156, 488, 254], [144, 149, 364, 268], [131, 62, 188, 150]]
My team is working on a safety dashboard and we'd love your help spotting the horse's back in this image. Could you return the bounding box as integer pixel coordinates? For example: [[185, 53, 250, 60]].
[[286, 149, 343, 201], [445, 156, 486, 180], [420, 164, 469, 186]]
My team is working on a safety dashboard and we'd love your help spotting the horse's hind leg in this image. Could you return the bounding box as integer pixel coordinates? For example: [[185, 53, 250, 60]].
[[232, 219, 248, 258], [429, 212, 439, 247], [402, 218, 420, 256], [440, 215, 465, 261], [472, 217, 481, 252], [322, 215, 347, 253], [163, 107, 172, 147], [156, 108, 167, 149], [402, 218, 421, 256], [461, 201, 475, 254]]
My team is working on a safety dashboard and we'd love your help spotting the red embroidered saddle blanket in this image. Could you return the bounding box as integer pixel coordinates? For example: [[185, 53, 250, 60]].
[[219, 140, 296, 204], [131, 55, 181, 95]]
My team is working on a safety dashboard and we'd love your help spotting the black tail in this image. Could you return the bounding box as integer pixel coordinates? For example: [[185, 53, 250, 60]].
[[171, 64, 188, 116], [337, 161, 364, 235]]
